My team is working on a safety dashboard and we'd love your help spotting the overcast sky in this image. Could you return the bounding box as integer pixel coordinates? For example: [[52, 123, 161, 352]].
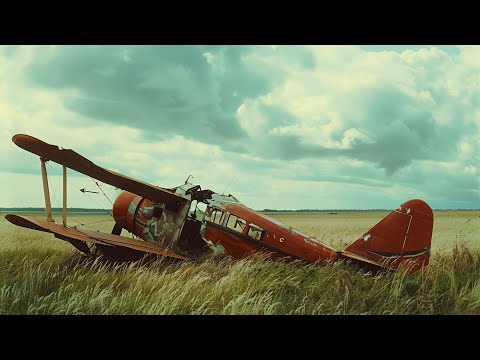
[[1, 45, 478, 210]]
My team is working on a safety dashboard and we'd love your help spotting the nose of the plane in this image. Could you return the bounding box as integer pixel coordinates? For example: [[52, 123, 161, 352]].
[[112, 191, 136, 230]]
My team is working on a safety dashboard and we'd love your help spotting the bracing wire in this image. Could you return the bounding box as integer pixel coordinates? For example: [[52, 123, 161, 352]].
[[71, 217, 124, 227], [69, 215, 130, 231], [46, 162, 113, 217], [50, 170, 63, 212], [92, 178, 114, 206], [221, 176, 235, 196], [38, 163, 148, 244]]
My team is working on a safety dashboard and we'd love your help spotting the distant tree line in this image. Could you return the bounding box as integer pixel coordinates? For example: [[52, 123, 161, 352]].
[[259, 208, 479, 213], [260, 209, 389, 213]]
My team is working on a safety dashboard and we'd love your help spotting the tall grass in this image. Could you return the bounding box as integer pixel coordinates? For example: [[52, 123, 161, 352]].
[[1, 212, 479, 314], [2, 243, 480, 314]]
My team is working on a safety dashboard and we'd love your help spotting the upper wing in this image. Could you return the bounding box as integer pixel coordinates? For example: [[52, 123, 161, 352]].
[[12, 134, 187, 205], [5, 214, 189, 260]]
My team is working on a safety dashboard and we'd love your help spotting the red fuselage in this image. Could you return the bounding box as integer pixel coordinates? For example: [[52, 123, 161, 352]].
[[202, 202, 339, 263], [112, 190, 339, 263], [111, 190, 433, 273]]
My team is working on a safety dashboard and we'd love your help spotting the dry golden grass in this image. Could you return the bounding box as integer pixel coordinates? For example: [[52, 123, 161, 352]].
[[1, 210, 479, 314]]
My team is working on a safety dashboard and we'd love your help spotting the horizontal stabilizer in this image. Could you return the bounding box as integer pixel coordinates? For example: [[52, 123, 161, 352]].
[[5, 214, 188, 260]]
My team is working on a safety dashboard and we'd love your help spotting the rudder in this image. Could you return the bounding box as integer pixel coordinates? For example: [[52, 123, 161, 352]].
[[340, 199, 433, 273]]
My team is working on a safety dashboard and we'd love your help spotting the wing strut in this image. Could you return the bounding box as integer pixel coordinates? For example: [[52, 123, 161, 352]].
[[40, 158, 55, 223], [63, 164, 67, 227]]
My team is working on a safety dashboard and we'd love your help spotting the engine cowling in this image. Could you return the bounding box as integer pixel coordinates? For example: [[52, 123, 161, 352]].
[[110, 190, 209, 259], [112, 190, 157, 240], [112, 190, 135, 231]]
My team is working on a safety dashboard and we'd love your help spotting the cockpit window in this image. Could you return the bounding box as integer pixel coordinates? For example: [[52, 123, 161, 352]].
[[248, 224, 265, 241], [226, 214, 246, 233], [209, 208, 224, 225]]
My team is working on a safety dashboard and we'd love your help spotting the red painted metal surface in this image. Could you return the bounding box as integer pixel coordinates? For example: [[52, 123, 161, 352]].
[[340, 199, 433, 272], [209, 202, 340, 263], [204, 225, 268, 259], [112, 190, 135, 230]]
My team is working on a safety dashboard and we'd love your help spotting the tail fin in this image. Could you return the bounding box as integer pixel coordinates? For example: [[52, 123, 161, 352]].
[[339, 199, 433, 273]]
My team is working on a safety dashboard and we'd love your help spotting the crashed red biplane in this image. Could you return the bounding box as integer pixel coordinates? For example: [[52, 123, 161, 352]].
[[6, 134, 434, 273]]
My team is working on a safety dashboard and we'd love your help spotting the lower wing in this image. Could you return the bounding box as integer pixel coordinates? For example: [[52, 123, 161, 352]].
[[5, 214, 189, 261]]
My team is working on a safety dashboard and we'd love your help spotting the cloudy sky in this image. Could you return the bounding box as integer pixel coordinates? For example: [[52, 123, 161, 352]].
[[1, 45, 478, 210]]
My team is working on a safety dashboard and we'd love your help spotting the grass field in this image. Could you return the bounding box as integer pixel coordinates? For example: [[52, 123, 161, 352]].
[[1, 211, 479, 314]]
